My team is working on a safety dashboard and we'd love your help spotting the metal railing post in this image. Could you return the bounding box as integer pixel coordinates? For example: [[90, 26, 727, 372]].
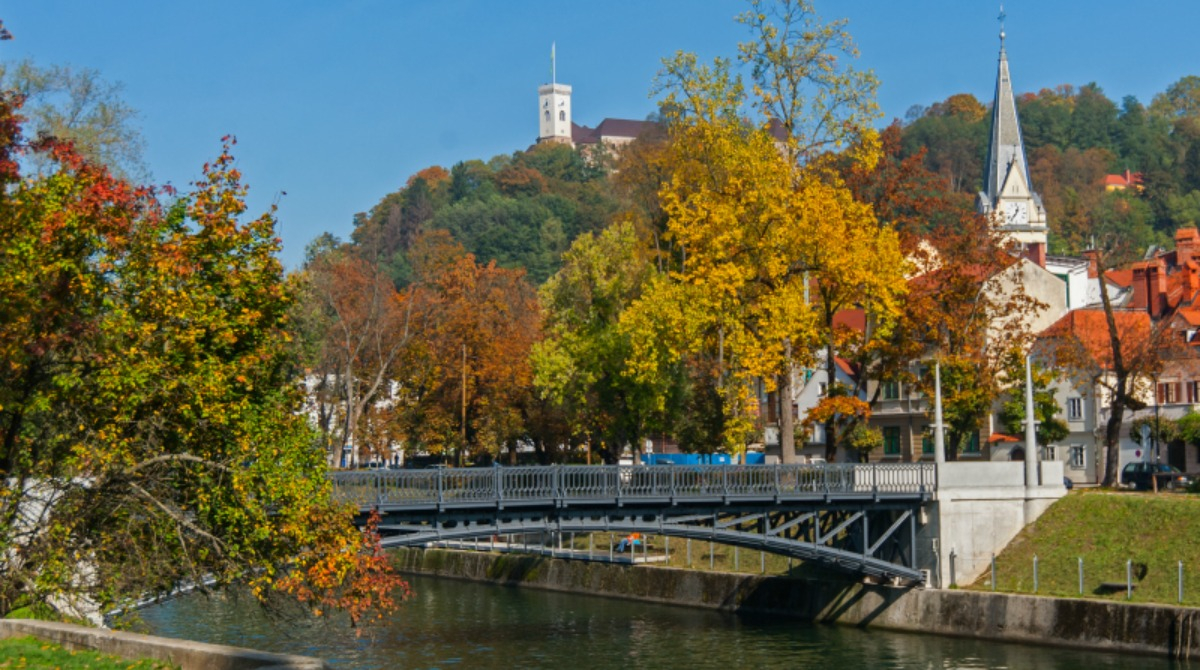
[[1127, 559, 1133, 600], [991, 554, 996, 591], [1180, 561, 1185, 604], [1078, 557, 1084, 595], [437, 467, 444, 506], [1033, 555, 1039, 593]]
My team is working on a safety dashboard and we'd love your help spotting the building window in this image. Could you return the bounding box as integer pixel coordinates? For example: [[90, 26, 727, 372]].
[[963, 432, 981, 454], [1158, 382, 1182, 404], [1069, 445, 1085, 468], [544, 110, 550, 122], [818, 382, 828, 397], [1041, 445, 1056, 461], [921, 430, 933, 455], [882, 381, 900, 400], [1067, 397, 1083, 421], [559, 110, 566, 121], [883, 427, 901, 456]]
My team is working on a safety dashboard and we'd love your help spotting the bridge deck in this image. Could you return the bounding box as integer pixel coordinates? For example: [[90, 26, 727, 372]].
[[332, 462, 936, 514]]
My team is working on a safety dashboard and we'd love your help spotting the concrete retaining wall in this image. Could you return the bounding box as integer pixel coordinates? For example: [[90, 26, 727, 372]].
[[933, 461, 1067, 586], [394, 548, 1200, 660], [0, 618, 329, 670]]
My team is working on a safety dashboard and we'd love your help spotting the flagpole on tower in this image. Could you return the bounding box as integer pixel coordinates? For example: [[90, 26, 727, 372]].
[[552, 42, 556, 85]]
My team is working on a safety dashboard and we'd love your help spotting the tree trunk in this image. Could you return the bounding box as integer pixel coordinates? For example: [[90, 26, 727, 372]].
[[1104, 388, 1126, 486], [1098, 255, 1128, 488], [779, 367, 797, 464], [823, 340, 837, 462]]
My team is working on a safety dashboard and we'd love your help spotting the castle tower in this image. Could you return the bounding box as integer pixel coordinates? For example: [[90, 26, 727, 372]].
[[977, 17, 1049, 264], [538, 43, 573, 145]]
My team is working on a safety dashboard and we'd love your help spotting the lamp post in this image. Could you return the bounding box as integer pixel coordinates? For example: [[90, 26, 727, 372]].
[[1024, 355, 1039, 487], [934, 360, 946, 465], [1153, 373, 1161, 465]]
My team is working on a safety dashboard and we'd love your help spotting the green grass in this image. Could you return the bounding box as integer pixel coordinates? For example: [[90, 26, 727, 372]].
[[969, 488, 1200, 605], [0, 636, 175, 669]]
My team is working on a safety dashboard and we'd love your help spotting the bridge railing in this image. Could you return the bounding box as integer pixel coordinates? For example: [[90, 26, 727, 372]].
[[331, 462, 937, 510]]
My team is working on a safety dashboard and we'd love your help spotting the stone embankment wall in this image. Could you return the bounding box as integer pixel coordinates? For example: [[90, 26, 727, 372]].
[[393, 548, 1200, 660], [0, 618, 329, 670]]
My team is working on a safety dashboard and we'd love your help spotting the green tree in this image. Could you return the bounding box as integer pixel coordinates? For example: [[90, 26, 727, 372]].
[[532, 221, 669, 462]]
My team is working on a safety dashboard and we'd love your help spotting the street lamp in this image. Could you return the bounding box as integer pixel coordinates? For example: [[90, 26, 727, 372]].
[[1154, 372, 1161, 464]]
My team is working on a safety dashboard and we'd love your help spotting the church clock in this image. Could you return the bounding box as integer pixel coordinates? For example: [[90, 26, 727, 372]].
[[1003, 201, 1029, 227]]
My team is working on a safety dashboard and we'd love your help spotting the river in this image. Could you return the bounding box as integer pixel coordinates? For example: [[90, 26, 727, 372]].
[[141, 574, 1177, 669]]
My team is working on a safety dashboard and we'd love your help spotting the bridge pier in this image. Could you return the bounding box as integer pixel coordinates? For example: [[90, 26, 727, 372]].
[[928, 461, 1067, 588]]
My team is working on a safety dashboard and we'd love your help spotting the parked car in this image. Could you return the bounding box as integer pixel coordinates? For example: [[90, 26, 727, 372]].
[[1120, 462, 1193, 491]]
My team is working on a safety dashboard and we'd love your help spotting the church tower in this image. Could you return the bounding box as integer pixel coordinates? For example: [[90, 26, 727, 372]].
[[538, 43, 573, 145], [977, 18, 1049, 264]]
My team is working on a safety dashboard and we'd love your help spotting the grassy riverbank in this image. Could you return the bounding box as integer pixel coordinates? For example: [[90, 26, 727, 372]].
[[971, 489, 1200, 605], [0, 635, 175, 669]]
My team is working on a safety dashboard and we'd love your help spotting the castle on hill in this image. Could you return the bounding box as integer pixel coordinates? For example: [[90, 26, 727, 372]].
[[536, 47, 655, 149]]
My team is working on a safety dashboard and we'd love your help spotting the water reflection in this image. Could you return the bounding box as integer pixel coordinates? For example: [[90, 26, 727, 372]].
[[141, 575, 1176, 669]]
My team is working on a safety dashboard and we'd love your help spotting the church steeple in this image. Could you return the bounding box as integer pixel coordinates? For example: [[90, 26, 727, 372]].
[[982, 13, 1030, 205], [977, 10, 1048, 261]]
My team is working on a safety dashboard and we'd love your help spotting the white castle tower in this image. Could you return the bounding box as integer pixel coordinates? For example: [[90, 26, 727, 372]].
[[977, 14, 1049, 263], [538, 43, 573, 145]]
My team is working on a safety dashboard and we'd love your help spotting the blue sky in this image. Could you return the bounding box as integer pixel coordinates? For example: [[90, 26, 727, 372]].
[[4, 1, 1199, 269]]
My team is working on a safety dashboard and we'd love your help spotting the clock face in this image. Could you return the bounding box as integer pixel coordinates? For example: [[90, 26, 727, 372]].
[[1003, 201, 1029, 226]]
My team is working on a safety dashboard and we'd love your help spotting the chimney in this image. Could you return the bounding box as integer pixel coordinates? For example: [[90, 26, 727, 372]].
[[1025, 242, 1046, 269], [1132, 262, 1149, 312], [1149, 263, 1168, 318], [1082, 249, 1100, 278], [1176, 227, 1198, 267]]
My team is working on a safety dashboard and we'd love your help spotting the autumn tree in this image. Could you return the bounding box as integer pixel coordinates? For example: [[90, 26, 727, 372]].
[[294, 246, 426, 467], [394, 232, 541, 464], [866, 199, 1047, 460], [0, 94, 404, 622], [1040, 247, 1165, 485], [634, 0, 901, 463]]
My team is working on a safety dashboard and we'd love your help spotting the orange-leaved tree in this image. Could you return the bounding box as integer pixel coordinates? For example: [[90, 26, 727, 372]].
[[394, 232, 541, 464], [0, 92, 405, 624]]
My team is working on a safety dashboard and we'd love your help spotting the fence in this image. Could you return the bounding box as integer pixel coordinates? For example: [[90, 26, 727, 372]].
[[954, 550, 1195, 605]]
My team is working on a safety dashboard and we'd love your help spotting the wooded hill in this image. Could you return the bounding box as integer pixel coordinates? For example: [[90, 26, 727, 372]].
[[338, 75, 1200, 281], [901, 76, 1200, 259]]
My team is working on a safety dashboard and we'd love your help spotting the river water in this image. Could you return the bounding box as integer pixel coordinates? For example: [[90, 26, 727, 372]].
[[142, 575, 1177, 669]]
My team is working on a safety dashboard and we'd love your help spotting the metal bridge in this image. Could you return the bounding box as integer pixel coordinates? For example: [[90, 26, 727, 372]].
[[332, 463, 937, 584]]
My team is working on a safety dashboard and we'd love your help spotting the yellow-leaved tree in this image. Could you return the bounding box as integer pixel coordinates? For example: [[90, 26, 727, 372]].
[[623, 0, 907, 462]]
